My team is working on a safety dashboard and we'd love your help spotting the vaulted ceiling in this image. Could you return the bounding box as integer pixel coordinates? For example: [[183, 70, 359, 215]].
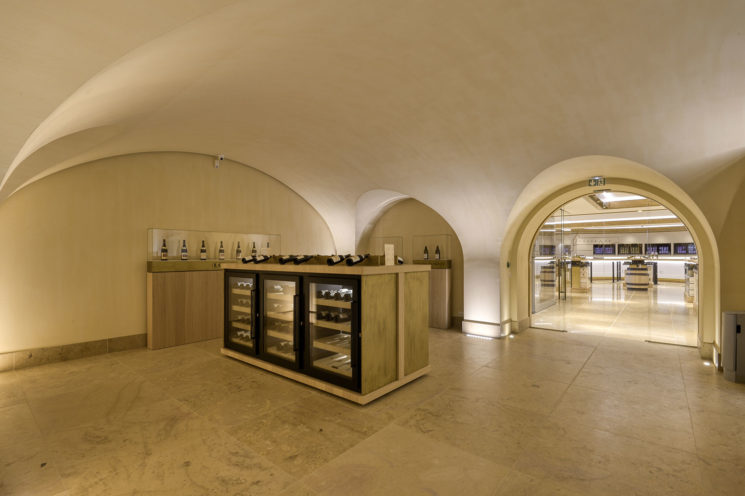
[[2, 0, 745, 251]]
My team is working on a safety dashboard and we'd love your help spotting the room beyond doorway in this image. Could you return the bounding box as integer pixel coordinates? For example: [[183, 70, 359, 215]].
[[529, 192, 699, 346]]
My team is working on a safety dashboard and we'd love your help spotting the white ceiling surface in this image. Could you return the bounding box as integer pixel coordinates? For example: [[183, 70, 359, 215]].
[[2, 0, 745, 253]]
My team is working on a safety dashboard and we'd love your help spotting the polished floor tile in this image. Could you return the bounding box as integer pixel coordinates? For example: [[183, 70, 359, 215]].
[[533, 281, 698, 346], [1, 329, 743, 495]]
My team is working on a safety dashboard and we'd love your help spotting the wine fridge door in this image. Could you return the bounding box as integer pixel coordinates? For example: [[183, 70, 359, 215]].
[[225, 271, 257, 355], [305, 277, 360, 391], [260, 275, 301, 368]]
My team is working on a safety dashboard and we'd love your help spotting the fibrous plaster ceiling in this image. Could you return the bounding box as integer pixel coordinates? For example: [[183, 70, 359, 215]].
[[2, 0, 745, 253]]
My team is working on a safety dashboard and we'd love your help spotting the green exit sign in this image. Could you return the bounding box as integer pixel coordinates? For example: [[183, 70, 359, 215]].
[[588, 176, 606, 187]]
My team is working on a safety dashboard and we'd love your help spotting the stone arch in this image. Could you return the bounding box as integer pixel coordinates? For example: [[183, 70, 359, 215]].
[[500, 156, 720, 358]]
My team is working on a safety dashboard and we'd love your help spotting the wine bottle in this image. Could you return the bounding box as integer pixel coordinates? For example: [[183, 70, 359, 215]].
[[218, 241, 225, 260], [254, 255, 270, 263], [278, 255, 295, 265], [235, 241, 242, 260], [251, 241, 257, 257], [241, 256, 255, 264], [180, 240, 188, 260], [345, 254, 369, 266], [160, 239, 168, 261], [334, 313, 351, 323], [396, 256, 404, 265], [326, 254, 351, 266], [293, 255, 313, 264], [200, 240, 207, 260], [423, 246, 429, 260], [435, 245, 440, 260]]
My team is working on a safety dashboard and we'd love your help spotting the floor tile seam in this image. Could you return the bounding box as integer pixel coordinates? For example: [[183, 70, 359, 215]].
[[555, 382, 692, 411], [553, 423, 702, 459], [554, 334, 602, 413], [678, 350, 703, 460]]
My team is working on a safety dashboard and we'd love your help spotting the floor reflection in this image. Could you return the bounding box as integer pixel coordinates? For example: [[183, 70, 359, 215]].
[[532, 281, 697, 346]]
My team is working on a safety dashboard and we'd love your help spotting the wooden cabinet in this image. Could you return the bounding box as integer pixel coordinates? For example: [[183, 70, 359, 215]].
[[221, 263, 430, 404], [146, 262, 223, 350]]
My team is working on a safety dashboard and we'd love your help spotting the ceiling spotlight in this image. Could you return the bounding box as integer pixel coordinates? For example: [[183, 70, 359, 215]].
[[214, 153, 224, 168]]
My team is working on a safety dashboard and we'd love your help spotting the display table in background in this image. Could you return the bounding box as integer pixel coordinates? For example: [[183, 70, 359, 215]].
[[414, 259, 452, 329]]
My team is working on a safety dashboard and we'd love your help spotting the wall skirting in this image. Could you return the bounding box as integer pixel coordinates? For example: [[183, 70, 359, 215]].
[[0, 333, 147, 372], [462, 319, 503, 338]]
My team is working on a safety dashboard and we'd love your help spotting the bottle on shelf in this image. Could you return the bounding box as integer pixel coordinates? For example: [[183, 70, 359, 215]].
[[200, 240, 207, 260], [218, 241, 225, 260], [435, 245, 441, 260], [345, 254, 369, 266], [235, 241, 242, 260], [396, 256, 404, 265], [180, 240, 188, 260], [241, 256, 255, 264], [278, 255, 295, 265], [326, 254, 350, 266], [160, 239, 168, 261], [423, 246, 429, 260], [293, 255, 313, 264], [254, 255, 270, 263], [251, 241, 257, 257]]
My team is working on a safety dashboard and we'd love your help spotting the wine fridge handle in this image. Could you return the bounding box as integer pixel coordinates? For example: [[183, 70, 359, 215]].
[[293, 293, 300, 351]]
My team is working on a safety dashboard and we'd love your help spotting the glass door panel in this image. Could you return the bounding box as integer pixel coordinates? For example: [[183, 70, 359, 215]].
[[227, 274, 256, 352], [308, 281, 356, 380], [263, 278, 298, 364]]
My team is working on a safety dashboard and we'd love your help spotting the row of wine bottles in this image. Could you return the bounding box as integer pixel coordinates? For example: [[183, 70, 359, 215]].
[[422, 245, 441, 260], [162, 239, 269, 261]]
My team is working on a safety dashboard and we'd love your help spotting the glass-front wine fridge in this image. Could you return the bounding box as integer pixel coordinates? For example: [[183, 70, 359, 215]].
[[260, 275, 302, 368], [225, 272, 257, 355], [305, 277, 360, 390]]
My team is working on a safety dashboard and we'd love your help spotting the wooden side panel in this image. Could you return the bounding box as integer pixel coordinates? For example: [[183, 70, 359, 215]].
[[185, 271, 224, 343], [404, 271, 429, 375], [361, 274, 397, 394], [149, 272, 186, 349], [429, 268, 451, 329]]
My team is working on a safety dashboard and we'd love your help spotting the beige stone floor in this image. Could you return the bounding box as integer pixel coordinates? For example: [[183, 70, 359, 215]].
[[532, 281, 698, 346], [2, 328, 743, 495]]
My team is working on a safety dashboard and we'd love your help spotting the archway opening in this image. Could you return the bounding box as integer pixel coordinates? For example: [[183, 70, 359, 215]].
[[500, 156, 720, 359], [528, 191, 698, 346]]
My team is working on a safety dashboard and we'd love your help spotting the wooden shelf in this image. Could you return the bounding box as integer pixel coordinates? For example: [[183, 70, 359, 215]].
[[266, 311, 293, 322], [231, 304, 252, 313], [231, 321, 252, 331], [312, 317, 351, 333], [266, 292, 294, 301], [229, 336, 254, 348], [313, 333, 350, 354], [266, 328, 293, 340], [266, 345, 295, 361], [314, 353, 352, 377], [314, 298, 352, 309], [231, 288, 253, 296]]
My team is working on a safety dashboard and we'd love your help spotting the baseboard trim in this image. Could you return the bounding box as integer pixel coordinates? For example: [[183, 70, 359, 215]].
[[0, 333, 147, 372], [462, 319, 503, 338]]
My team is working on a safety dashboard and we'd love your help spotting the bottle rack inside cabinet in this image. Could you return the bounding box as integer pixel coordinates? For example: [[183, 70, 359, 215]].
[[308, 281, 357, 382], [226, 275, 256, 352]]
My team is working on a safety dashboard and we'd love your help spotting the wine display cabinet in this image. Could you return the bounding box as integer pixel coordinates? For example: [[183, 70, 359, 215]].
[[221, 263, 430, 404], [261, 275, 301, 369], [225, 273, 257, 355], [306, 277, 360, 390]]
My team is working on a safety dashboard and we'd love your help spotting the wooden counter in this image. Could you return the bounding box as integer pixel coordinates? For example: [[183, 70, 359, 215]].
[[221, 262, 431, 404]]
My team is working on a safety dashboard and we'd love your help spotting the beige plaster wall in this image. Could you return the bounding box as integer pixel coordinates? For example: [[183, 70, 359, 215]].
[[358, 198, 464, 320], [0, 152, 335, 353], [692, 158, 745, 312]]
